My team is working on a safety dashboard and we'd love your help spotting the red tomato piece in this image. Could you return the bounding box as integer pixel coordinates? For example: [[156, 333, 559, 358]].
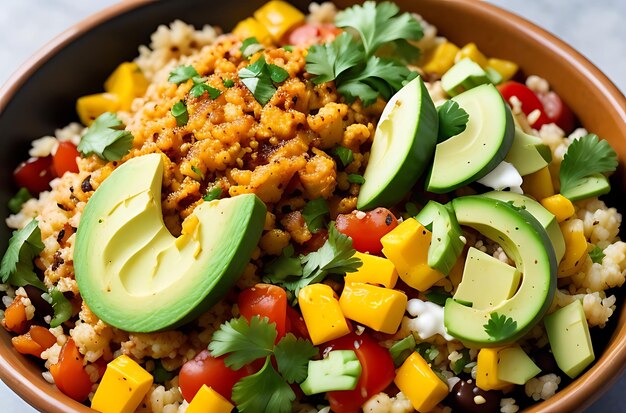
[[13, 156, 56, 194], [238, 284, 288, 340], [287, 23, 341, 46], [497, 81, 551, 129], [53, 142, 80, 176], [49, 339, 93, 402], [298, 228, 328, 255], [285, 305, 310, 340], [179, 350, 252, 403], [324, 332, 395, 413], [537, 91, 575, 133], [335, 208, 398, 254]]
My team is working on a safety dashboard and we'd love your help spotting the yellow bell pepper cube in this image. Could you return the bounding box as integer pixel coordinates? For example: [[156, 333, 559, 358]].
[[344, 252, 398, 288], [91, 355, 154, 413], [522, 166, 555, 200], [395, 352, 449, 412], [254, 0, 305, 42], [558, 219, 588, 277], [186, 385, 234, 413], [299, 284, 350, 345], [233, 17, 273, 45], [455, 43, 489, 68], [76, 93, 120, 126], [540, 194, 575, 223], [422, 41, 460, 77], [488, 58, 519, 82], [104, 62, 149, 111], [339, 282, 407, 334], [476, 348, 514, 391], [381, 219, 446, 291]]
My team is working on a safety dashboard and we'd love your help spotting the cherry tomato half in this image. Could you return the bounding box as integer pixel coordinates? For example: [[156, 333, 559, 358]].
[[537, 91, 575, 133], [49, 339, 92, 402], [497, 81, 551, 129], [179, 350, 252, 403], [335, 208, 398, 254], [13, 156, 56, 194], [287, 23, 342, 46], [53, 142, 80, 176], [238, 284, 288, 340], [324, 332, 396, 413]]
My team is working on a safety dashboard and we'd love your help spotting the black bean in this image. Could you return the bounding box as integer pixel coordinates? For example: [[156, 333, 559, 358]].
[[81, 175, 93, 193], [531, 348, 560, 375], [447, 379, 501, 413], [23, 285, 53, 318]]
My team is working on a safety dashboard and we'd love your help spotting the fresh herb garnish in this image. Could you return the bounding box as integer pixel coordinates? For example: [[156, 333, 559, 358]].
[[347, 174, 365, 185], [8, 188, 32, 214], [589, 245, 605, 264], [168, 65, 200, 84], [389, 334, 416, 367], [42, 288, 72, 327], [416, 342, 439, 363], [332, 146, 354, 167], [239, 56, 290, 106], [210, 316, 316, 413], [451, 348, 471, 375], [77, 112, 133, 161], [437, 100, 469, 142], [425, 288, 452, 306], [190, 165, 204, 180], [223, 79, 235, 88], [190, 82, 222, 99], [152, 360, 174, 384], [559, 134, 618, 199], [302, 198, 329, 233], [171, 101, 189, 126], [0, 219, 45, 290], [483, 312, 517, 341], [264, 245, 303, 281], [169, 64, 222, 99], [240, 37, 265, 59], [204, 187, 222, 202], [283, 45, 294, 52]]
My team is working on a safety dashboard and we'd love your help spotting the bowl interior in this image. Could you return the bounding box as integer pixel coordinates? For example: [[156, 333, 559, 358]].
[[0, 0, 625, 412]]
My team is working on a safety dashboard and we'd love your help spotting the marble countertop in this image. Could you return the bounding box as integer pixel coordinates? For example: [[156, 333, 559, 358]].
[[0, 1, 624, 412]]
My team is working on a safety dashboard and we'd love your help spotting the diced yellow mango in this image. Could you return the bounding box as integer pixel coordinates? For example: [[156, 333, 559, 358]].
[[381, 219, 446, 291], [254, 0, 305, 42], [558, 219, 588, 277], [476, 348, 513, 391], [455, 43, 489, 68], [422, 41, 460, 77], [339, 282, 407, 334], [540, 194, 575, 223], [233, 17, 273, 45], [186, 385, 233, 413], [488, 58, 519, 82], [344, 252, 398, 288], [394, 352, 449, 412], [76, 93, 120, 126], [522, 166, 555, 200], [91, 355, 153, 413], [298, 284, 350, 345], [104, 62, 149, 111]]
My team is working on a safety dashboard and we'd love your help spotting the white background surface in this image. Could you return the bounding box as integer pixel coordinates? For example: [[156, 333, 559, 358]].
[[0, 1, 624, 412]]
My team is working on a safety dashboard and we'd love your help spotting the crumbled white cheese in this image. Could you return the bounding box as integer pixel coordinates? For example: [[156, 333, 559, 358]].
[[477, 161, 523, 194], [405, 298, 454, 341]]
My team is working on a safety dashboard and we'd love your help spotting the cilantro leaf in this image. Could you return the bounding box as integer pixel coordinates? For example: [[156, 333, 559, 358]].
[[190, 165, 204, 180], [8, 188, 32, 214], [190, 82, 222, 99], [77, 112, 133, 161], [232, 357, 295, 413], [589, 245, 605, 264], [223, 78, 235, 88], [335, 1, 423, 57], [300, 224, 361, 282], [240, 37, 265, 59], [209, 316, 276, 369], [437, 100, 469, 142], [389, 334, 416, 367], [559, 134, 618, 199], [483, 312, 517, 341], [152, 359, 174, 384], [168, 65, 200, 84], [274, 333, 317, 384], [306, 32, 363, 85], [171, 101, 189, 126], [203, 187, 222, 202], [425, 288, 452, 306], [347, 174, 365, 185], [416, 342, 439, 363], [0, 220, 45, 290], [239, 56, 280, 106], [302, 198, 329, 233], [332, 146, 354, 167], [451, 348, 471, 375], [42, 288, 72, 327], [269, 64, 289, 83], [263, 245, 303, 283]]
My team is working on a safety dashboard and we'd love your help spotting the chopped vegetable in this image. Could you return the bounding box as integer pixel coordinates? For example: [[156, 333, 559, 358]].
[[274, 333, 318, 383], [451, 348, 471, 375], [483, 312, 518, 341], [152, 359, 174, 384], [389, 334, 417, 367], [347, 174, 365, 184], [209, 316, 277, 369], [13, 156, 55, 194], [8, 188, 32, 214], [3, 299, 28, 334], [425, 288, 452, 306], [437, 100, 469, 142], [240, 37, 265, 59], [203, 187, 222, 202], [223, 78, 235, 88], [42, 288, 72, 328], [332, 146, 354, 167], [190, 165, 205, 180], [169, 65, 201, 84], [300, 350, 362, 395], [589, 245, 605, 264], [301, 197, 329, 233], [50, 339, 93, 402], [232, 357, 295, 413], [77, 112, 133, 161], [0, 219, 45, 290], [190, 82, 222, 99], [239, 56, 289, 105], [11, 325, 56, 357], [171, 101, 189, 127]]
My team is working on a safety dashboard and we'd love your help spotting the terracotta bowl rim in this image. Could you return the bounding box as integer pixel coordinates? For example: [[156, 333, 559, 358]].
[[0, 0, 625, 412]]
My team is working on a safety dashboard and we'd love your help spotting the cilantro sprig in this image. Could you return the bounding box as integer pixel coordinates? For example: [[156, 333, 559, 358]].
[[239, 56, 290, 105], [42, 288, 72, 327], [169, 65, 222, 100], [437, 100, 469, 142], [559, 134, 618, 199], [77, 112, 133, 161], [302, 198, 329, 233], [203, 187, 222, 202], [0, 219, 45, 290], [171, 101, 189, 126], [589, 245, 605, 264], [168, 65, 200, 84], [332, 146, 354, 167], [209, 316, 317, 413], [8, 188, 32, 214], [240, 37, 265, 59], [347, 174, 365, 185], [483, 312, 517, 341]]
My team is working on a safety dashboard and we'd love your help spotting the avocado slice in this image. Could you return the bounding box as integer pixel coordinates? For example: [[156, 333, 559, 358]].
[[357, 76, 438, 210], [561, 173, 611, 201], [415, 201, 464, 275], [497, 345, 541, 385], [425, 84, 515, 194], [444, 196, 557, 347], [504, 128, 551, 176], [75, 154, 266, 332], [441, 58, 491, 97], [482, 191, 565, 263], [300, 350, 362, 395]]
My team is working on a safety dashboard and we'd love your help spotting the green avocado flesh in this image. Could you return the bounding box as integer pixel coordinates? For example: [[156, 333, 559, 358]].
[[497, 345, 541, 385], [357, 76, 438, 210], [504, 128, 550, 176], [444, 195, 557, 347], [75, 154, 266, 332], [441, 58, 491, 97], [426, 84, 515, 194], [561, 173, 611, 201]]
